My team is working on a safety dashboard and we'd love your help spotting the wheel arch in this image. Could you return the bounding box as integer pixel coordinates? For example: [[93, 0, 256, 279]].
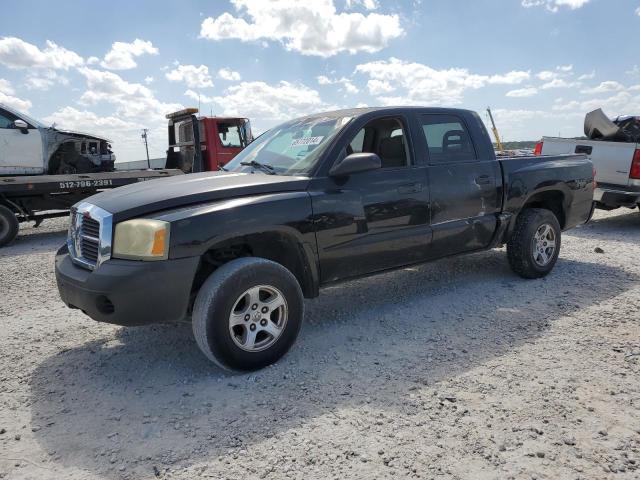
[[191, 227, 319, 302], [505, 188, 569, 243]]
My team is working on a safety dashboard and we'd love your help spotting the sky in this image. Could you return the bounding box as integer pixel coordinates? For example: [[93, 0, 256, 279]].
[[1, 0, 639, 163]]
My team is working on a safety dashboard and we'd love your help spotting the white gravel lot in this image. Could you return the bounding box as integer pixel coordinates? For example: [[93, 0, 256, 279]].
[[1, 209, 639, 480]]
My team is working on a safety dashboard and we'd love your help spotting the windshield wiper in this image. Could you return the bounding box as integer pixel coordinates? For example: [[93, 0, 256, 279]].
[[240, 160, 276, 175]]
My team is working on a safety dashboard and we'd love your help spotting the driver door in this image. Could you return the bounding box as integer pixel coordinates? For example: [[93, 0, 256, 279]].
[[311, 116, 432, 283], [0, 108, 42, 174]]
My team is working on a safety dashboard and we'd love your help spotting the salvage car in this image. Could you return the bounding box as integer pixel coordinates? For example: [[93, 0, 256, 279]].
[[55, 107, 595, 371], [0, 102, 115, 176]]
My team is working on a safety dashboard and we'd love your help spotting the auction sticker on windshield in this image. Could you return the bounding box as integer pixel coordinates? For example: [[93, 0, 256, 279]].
[[290, 136, 324, 147]]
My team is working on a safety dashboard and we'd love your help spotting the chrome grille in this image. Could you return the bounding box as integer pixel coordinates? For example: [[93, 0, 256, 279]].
[[81, 217, 100, 238], [68, 202, 113, 270]]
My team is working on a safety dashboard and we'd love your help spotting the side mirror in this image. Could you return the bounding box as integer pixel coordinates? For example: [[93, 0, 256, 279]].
[[13, 119, 28, 134], [329, 152, 382, 177]]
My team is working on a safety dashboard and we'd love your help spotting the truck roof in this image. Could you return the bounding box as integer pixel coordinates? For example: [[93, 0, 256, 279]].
[[292, 106, 478, 121]]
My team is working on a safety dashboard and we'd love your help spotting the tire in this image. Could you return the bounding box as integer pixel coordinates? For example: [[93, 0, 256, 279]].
[[192, 257, 304, 371], [507, 208, 561, 279], [0, 205, 19, 247]]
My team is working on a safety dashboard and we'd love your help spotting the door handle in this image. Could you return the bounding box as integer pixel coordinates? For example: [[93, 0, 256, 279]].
[[398, 183, 423, 194], [474, 175, 492, 186]]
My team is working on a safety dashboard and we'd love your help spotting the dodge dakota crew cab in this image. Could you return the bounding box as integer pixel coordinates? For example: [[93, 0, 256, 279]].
[[55, 107, 595, 371]]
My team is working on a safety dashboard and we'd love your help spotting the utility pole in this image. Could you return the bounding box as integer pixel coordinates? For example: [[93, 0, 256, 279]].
[[141, 129, 150, 169]]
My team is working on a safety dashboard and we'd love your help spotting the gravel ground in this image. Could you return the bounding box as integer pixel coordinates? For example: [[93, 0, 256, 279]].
[[1, 209, 639, 480]]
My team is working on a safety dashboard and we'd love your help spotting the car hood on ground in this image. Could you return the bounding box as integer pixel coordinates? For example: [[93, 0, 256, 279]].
[[87, 171, 311, 222]]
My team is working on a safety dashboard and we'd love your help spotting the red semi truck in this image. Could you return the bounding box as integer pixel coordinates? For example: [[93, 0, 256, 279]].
[[165, 108, 253, 173]]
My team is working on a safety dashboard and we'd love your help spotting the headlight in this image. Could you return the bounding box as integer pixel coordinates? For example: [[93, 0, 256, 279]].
[[112, 219, 170, 261]]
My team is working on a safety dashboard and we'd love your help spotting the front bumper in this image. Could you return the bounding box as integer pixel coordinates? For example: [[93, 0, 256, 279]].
[[55, 245, 200, 326]]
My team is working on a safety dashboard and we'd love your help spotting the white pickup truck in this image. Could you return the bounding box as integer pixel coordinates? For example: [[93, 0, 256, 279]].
[[536, 110, 640, 211]]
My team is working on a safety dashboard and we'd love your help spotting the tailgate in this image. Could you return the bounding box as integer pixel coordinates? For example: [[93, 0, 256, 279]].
[[541, 137, 637, 186]]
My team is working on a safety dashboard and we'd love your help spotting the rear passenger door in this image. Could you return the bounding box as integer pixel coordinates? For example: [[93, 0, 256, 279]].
[[421, 114, 501, 258]]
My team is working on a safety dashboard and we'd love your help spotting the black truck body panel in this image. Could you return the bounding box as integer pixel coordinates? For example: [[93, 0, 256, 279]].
[[55, 107, 594, 327]]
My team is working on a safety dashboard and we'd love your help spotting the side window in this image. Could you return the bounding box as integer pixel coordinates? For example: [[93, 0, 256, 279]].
[[346, 117, 409, 169], [349, 129, 365, 153], [0, 109, 17, 129], [218, 123, 242, 148], [421, 114, 476, 163]]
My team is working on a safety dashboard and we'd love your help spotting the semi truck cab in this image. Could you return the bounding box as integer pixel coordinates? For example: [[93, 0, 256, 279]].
[[165, 108, 253, 173]]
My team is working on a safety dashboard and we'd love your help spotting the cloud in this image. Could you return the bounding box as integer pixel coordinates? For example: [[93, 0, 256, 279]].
[[144, 76, 154, 84], [355, 57, 530, 105], [316, 75, 359, 94], [200, 0, 403, 57], [506, 87, 538, 98], [184, 89, 216, 104], [486, 108, 582, 140], [540, 78, 580, 89], [165, 64, 214, 88], [553, 90, 640, 114], [0, 37, 83, 70], [366, 79, 394, 95], [218, 68, 241, 81], [346, 0, 379, 9], [580, 81, 624, 95], [24, 70, 69, 91], [100, 39, 158, 70], [578, 71, 596, 81], [77, 67, 182, 120], [212, 81, 324, 125], [0, 78, 32, 111], [521, 0, 590, 12]]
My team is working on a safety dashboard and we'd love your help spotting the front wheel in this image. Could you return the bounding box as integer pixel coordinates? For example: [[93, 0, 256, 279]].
[[507, 208, 561, 279], [192, 257, 304, 371]]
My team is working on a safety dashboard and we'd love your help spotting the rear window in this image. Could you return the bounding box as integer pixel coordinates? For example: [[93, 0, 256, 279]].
[[421, 114, 476, 163]]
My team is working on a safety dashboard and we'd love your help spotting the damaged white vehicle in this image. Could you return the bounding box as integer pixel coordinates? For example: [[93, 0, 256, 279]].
[[0, 103, 115, 176]]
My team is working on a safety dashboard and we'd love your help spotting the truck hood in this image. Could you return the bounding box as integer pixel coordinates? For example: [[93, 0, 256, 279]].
[[87, 171, 311, 222], [49, 127, 112, 143]]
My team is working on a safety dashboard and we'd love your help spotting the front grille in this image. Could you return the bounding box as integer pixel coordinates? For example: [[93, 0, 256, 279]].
[[68, 203, 113, 270], [81, 236, 99, 262], [81, 217, 100, 238]]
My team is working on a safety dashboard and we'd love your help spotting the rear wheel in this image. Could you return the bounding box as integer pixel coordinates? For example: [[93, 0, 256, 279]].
[[192, 257, 304, 371], [507, 208, 561, 279], [0, 205, 19, 247]]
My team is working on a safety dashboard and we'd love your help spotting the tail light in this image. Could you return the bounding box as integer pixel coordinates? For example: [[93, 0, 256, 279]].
[[630, 149, 640, 179], [593, 167, 597, 190], [533, 141, 543, 156]]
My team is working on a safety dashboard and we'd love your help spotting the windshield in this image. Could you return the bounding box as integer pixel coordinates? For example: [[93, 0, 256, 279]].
[[224, 115, 352, 176]]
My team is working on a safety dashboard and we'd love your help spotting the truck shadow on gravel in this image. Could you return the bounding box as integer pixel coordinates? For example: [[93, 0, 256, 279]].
[[567, 210, 640, 243], [30, 250, 637, 478]]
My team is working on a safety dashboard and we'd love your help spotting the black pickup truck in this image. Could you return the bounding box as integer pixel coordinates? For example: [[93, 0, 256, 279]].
[[56, 107, 594, 371]]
